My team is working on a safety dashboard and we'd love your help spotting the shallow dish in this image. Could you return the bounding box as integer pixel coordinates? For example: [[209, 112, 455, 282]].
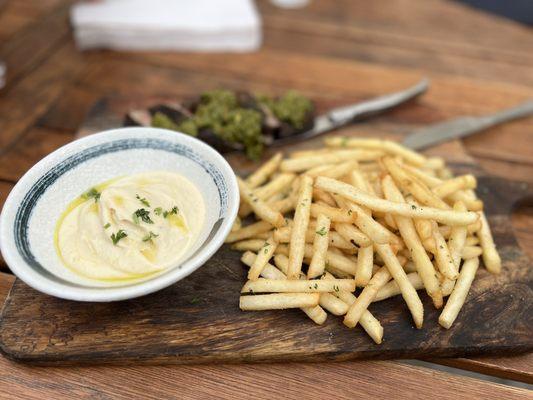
[[0, 127, 239, 302]]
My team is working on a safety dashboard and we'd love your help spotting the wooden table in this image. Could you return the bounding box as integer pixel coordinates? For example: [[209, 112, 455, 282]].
[[0, 0, 532, 397]]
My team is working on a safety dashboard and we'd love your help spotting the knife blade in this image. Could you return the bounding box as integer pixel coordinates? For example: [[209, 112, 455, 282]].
[[402, 100, 533, 150]]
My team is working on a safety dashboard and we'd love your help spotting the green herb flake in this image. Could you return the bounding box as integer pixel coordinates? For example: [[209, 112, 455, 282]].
[[142, 231, 159, 242], [314, 283, 318, 289], [163, 206, 179, 218], [82, 187, 100, 202], [334, 285, 340, 292], [103, 223, 111, 229], [133, 208, 154, 224], [190, 297, 201, 304], [154, 207, 163, 216], [316, 227, 327, 236], [136, 194, 150, 207], [111, 229, 127, 245], [411, 204, 417, 210]]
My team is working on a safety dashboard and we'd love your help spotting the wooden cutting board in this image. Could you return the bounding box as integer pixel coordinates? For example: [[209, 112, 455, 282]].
[[0, 96, 532, 365]]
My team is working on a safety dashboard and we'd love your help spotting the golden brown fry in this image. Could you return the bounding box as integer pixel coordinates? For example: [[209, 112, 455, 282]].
[[308, 213, 331, 278], [280, 150, 384, 172], [241, 251, 286, 280], [382, 157, 450, 210], [312, 188, 337, 207], [239, 293, 320, 310], [375, 243, 424, 328], [247, 235, 278, 281], [477, 211, 501, 274], [343, 266, 391, 328], [439, 257, 479, 329], [433, 175, 477, 198], [231, 216, 242, 232], [325, 137, 427, 167], [431, 221, 459, 280], [323, 272, 383, 344], [310, 203, 355, 223], [241, 278, 356, 293], [381, 175, 443, 308], [232, 239, 267, 252], [334, 222, 372, 247], [246, 152, 282, 188], [287, 176, 314, 279], [225, 220, 273, 243], [237, 178, 285, 228], [374, 272, 424, 302], [355, 245, 373, 287], [315, 177, 478, 226]]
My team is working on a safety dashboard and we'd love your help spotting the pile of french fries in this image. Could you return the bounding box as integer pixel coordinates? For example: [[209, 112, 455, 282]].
[[227, 137, 501, 344]]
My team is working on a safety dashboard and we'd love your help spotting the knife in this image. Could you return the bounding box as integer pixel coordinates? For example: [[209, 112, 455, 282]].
[[402, 100, 533, 150]]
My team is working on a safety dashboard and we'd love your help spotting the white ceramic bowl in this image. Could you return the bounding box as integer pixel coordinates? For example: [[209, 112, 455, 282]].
[[0, 127, 239, 302]]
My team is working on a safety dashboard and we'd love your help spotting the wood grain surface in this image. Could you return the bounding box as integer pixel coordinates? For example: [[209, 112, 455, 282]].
[[0, 0, 532, 396]]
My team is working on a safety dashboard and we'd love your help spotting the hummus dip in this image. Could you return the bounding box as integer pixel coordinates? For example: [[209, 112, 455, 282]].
[[55, 171, 205, 281]]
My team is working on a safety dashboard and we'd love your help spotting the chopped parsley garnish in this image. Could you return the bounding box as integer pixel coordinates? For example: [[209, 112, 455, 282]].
[[314, 283, 318, 289], [110, 230, 127, 245], [411, 204, 417, 210], [316, 227, 327, 236], [142, 231, 159, 242], [136, 194, 150, 207], [103, 223, 111, 229], [190, 297, 201, 304], [133, 208, 154, 224], [154, 207, 163, 216], [82, 187, 100, 202], [163, 206, 179, 218], [333, 285, 340, 292], [263, 243, 271, 254]]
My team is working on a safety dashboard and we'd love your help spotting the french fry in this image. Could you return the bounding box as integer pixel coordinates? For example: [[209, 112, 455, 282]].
[[231, 216, 242, 232], [323, 272, 384, 344], [242, 278, 356, 294], [280, 150, 384, 172], [246, 152, 282, 188], [462, 246, 482, 259], [431, 221, 459, 280], [232, 239, 267, 252], [381, 175, 443, 308], [332, 195, 395, 244], [307, 161, 359, 179], [433, 175, 477, 198], [439, 257, 479, 329], [237, 178, 285, 228], [382, 157, 450, 210], [287, 176, 314, 279], [374, 272, 424, 302], [310, 203, 355, 223], [477, 211, 501, 274], [308, 214, 331, 278], [233, 138, 500, 345], [325, 137, 427, 167], [247, 235, 278, 281], [319, 293, 349, 316], [239, 173, 296, 217], [241, 251, 286, 280], [312, 188, 337, 206], [334, 222, 372, 247], [315, 177, 478, 226], [225, 221, 273, 243], [448, 202, 468, 269], [344, 266, 391, 328], [465, 236, 479, 246], [273, 226, 354, 251], [240, 293, 320, 310], [275, 244, 358, 276], [375, 243, 424, 328]]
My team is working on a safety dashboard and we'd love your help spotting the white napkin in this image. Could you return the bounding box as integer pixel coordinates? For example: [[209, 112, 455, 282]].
[[71, 0, 262, 52]]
